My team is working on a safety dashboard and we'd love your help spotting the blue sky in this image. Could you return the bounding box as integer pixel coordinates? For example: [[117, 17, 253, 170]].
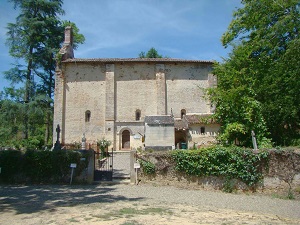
[[0, 0, 241, 92]]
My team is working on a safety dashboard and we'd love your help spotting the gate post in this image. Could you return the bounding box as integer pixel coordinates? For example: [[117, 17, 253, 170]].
[[87, 149, 95, 183], [130, 150, 137, 184]]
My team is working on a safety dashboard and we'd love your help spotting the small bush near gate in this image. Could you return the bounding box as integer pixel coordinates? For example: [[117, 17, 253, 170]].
[[139, 160, 156, 175], [0, 149, 89, 184], [171, 146, 269, 187]]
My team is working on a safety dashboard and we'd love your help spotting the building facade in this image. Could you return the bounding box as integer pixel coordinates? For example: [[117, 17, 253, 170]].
[[53, 27, 219, 150]]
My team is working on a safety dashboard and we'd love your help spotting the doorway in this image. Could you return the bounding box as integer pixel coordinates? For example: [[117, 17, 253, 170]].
[[175, 130, 187, 149], [122, 130, 130, 149]]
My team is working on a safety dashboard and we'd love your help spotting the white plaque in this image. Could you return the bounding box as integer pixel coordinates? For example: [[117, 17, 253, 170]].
[[70, 163, 77, 168], [134, 163, 140, 169]]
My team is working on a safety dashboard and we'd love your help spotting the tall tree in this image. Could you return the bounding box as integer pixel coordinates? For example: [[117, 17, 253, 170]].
[[34, 20, 84, 145], [139, 47, 163, 58], [209, 0, 300, 146], [3, 0, 85, 148], [5, 0, 65, 141]]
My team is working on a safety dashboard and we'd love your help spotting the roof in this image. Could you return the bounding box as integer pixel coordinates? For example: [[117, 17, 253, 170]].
[[184, 114, 216, 124], [174, 119, 189, 130], [63, 58, 213, 64], [145, 115, 174, 125]]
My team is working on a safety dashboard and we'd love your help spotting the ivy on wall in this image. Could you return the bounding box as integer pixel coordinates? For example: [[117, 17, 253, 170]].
[[171, 146, 269, 187], [139, 160, 156, 175]]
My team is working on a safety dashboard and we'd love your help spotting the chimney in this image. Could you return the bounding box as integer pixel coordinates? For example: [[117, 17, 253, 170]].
[[59, 26, 74, 60], [64, 26, 73, 46]]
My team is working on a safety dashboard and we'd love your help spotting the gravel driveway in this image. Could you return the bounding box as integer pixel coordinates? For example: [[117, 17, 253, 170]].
[[1, 183, 300, 224]]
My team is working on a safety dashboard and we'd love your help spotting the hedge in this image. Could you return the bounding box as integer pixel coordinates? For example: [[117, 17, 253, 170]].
[[0, 149, 89, 184]]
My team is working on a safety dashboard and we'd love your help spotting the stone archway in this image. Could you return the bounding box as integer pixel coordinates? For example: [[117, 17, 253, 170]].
[[122, 130, 130, 150]]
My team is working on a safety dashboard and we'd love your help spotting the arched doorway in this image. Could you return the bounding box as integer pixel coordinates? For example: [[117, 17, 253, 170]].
[[175, 130, 187, 149], [122, 130, 130, 150]]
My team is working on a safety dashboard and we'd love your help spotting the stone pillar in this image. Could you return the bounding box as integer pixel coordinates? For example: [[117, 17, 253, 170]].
[[156, 64, 166, 115], [130, 150, 137, 184], [208, 73, 217, 87], [208, 73, 217, 113], [53, 68, 66, 145], [105, 64, 115, 150], [86, 149, 95, 184]]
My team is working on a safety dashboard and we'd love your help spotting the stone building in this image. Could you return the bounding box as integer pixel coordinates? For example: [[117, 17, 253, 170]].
[[53, 27, 219, 151]]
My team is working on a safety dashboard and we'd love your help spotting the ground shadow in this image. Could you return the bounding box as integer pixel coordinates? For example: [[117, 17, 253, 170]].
[[0, 184, 143, 215]]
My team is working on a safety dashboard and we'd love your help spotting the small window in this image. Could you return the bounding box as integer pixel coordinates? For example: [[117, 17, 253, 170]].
[[85, 110, 91, 122], [135, 109, 141, 121], [181, 109, 186, 119], [200, 127, 205, 134]]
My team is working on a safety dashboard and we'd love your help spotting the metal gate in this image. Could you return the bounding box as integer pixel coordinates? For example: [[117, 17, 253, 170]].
[[94, 149, 113, 181]]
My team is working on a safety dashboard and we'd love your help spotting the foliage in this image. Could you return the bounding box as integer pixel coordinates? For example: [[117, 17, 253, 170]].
[[97, 138, 112, 156], [0, 149, 89, 184], [97, 138, 112, 149], [171, 146, 269, 187], [139, 160, 156, 175], [2, 0, 85, 148], [139, 47, 163, 58], [0, 150, 23, 183], [208, 0, 300, 146]]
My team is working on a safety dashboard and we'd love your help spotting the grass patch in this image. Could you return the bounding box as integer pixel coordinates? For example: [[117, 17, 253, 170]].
[[67, 218, 80, 223], [121, 221, 143, 225], [93, 206, 173, 221], [271, 192, 295, 200]]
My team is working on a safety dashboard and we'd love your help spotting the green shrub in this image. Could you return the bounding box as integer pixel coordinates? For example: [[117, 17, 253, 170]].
[[171, 146, 269, 187], [0, 150, 23, 182], [0, 149, 89, 184], [139, 160, 156, 175]]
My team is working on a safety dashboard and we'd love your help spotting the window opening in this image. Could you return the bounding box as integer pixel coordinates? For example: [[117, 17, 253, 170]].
[[181, 109, 186, 119], [135, 109, 141, 121], [85, 110, 91, 122]]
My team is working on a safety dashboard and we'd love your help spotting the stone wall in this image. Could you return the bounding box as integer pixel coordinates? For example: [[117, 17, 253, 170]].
[[54, 60, 216, 150], [137, 149, 300, 197]]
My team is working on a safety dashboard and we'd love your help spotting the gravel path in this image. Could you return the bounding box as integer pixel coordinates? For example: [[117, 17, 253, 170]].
[[1, 183, 300, 224]]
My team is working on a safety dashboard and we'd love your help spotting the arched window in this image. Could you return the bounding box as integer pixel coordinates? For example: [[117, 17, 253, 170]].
[[181, 109, 186, 119], [135, 109, 141, 121], [85, 110, 91, 122]]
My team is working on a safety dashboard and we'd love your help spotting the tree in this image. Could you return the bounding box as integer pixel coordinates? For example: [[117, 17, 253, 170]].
[[139, 47, 163, 58], [3, 0, 85, 148], [5, 0, 65, 141], [209, 0, 300, 146]]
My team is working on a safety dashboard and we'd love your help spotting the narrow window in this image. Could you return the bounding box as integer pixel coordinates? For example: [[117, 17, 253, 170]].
[[200, 126, 205, 134], [181, 109, 186, 119], [85, 110, 91, 122], [135, 109, 141, 121]]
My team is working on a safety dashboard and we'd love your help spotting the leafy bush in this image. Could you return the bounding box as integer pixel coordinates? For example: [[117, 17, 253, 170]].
[[0, 150, 23, 182], [171, 146, 269, 187], [139, 160, 156, 175], [0, 149, 89, 184]]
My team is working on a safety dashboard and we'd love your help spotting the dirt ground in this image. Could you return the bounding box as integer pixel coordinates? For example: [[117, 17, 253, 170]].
[[1, 183, 300, 225]]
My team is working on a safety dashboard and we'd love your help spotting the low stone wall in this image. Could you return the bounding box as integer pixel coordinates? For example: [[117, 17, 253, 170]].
[[136, 149, 300, 197]]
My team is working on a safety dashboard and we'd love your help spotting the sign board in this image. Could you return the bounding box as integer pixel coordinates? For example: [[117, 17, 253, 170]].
[[70, 163, 77, 168], [134, 134, 141, 139], [134, 163, 140, 169]]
